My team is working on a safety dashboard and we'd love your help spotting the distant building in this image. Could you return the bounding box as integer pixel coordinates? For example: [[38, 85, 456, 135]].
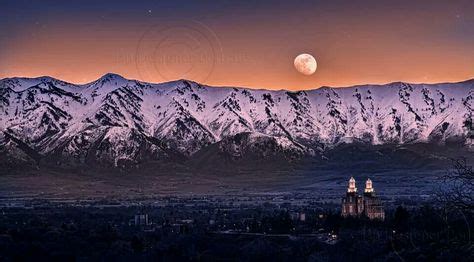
[[299, 213, 306, 222], [290, 212, 306, 222], [341, 177, 385, 220], [131, 214, 150, 226]]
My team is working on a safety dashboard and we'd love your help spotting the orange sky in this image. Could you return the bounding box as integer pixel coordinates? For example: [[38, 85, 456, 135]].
[[1, 0, 473, 90]]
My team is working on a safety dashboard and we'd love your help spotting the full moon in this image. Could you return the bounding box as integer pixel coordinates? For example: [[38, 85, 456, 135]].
[[294, 53, 317, 75]]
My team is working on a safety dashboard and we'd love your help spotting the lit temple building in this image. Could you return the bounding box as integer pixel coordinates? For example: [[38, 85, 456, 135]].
[[341, 178, 385, 220], [341, 177, 363, 216]]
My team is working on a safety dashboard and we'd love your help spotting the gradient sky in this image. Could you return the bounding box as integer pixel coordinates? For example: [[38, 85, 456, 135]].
[[1, 0, 473, 90]]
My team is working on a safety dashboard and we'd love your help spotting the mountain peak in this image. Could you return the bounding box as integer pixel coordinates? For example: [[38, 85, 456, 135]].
[[0, 75, 59, 83], [99, 73, 127, 81], [91, 73, 130, 88]]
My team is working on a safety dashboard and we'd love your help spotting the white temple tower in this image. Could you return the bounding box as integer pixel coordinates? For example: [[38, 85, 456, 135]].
[[347, 177, 357, 193], [364, 178, 374, 194]]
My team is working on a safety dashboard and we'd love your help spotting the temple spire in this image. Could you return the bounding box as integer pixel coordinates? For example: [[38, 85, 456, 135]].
[[365, 178, 374, 193], [347, 177, 357, 193]]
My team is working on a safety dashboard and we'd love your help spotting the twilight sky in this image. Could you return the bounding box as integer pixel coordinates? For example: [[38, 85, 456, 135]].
[[1, 0, 473, 90]]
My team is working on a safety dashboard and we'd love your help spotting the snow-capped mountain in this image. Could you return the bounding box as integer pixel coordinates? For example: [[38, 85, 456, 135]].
[[0, 73, 472, 168]]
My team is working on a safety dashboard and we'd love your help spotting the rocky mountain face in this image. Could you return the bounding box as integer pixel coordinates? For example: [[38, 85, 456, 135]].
[[0, 73, 472, 169]]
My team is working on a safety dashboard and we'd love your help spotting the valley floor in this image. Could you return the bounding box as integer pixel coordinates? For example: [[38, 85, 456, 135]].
[[0, 166, 442, 206]]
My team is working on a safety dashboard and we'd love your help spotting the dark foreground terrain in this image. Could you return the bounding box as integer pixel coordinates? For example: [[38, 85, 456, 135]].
[[0, 149, 471, 261], [0, 198, 472, 261]]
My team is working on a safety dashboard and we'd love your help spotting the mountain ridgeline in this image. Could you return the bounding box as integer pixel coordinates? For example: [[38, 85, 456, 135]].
[[0, 74, 472, 170]]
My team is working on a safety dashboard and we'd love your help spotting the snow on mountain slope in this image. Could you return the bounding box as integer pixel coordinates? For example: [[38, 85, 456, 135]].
[[0, 74, 472, 167]]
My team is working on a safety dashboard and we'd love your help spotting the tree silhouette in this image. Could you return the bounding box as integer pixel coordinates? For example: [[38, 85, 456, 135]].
[[393, 205, 410, 232], [437, 159, 474, 213]]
